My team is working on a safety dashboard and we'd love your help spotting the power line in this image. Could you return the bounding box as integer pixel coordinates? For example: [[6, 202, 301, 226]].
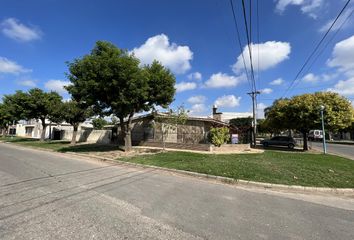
[[240, 0, 259, 147], [241, 0, 256, 92], [282, 0, 352, 97], [256, 0, 260, 91], [229, 0, 253, 91], [294, 7, 354, 90]]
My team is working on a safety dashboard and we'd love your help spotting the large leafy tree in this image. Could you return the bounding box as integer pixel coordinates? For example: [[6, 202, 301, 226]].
[[0, 103, 16, 135], [2, 91, 30, 136], [4, 89, 62, 141], [265, 92, 353, 150], [2, 91, 28, 121], [66, 41, 176, 151], [57, 100, 92, 145], [26, 88, 62, 141], [263, 98, 291, 133]]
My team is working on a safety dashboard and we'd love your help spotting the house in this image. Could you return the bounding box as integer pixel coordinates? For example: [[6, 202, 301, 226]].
[[15, 119, 93, 139], [108, 106, 245, 151]]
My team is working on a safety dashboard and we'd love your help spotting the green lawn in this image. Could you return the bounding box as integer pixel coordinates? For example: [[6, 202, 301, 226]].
[[121, 151, 354, 188], [0, 136, 70, 150], [2, 136, 354, 188]]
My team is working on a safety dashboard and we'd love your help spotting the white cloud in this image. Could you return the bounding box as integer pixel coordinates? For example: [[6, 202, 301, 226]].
[[187, 71, 202, 81], [232, 41, 291, 73], [269, 78, 285, 85], [302, 73, 319, 83], [214, 95, 241, 108], [321, 73, 338, 81], [44, 79, 70, 94], [175, 82, 197, 92], [187, 95, 206, 104], [327, 77, 354, 95], [18, 79, 36, 87], [205, 72, 245, 88], [326, 35, 354, 96], [190, 103, 207, 114], [1, 18, 42, 42], [275, 0, 324, 18], [132, 34, 193, 74], [260, 88, 273, 94], [319, 7, 353, 32], [276, 0, 304, 12], [328, 35, 354, 76], [0, 57, 31, 74], [257, 102, 268, 119]]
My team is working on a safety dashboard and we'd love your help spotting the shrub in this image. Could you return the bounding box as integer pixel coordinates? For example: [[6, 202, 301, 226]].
[[209, 127, 230, 147], [92, 118, 108, 130]]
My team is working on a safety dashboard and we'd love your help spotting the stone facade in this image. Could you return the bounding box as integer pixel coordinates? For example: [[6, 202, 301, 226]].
[[122, 114, 229, 150]]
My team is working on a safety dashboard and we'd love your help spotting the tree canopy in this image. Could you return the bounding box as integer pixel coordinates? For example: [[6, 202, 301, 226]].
[[66, 41, 176, 151], [3, 88, 62, 141], [57, 100, 93, 145], [229, 117, 252, 129], [0, 103, 16, 134], [265, 92, 354, 150]]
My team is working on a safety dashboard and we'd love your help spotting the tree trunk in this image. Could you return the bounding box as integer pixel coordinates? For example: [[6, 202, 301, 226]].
[[288, 129, 292, 137], [328, 131, 333, 141], [124, 113, 134, 152], [302, 131, 308, 151], [119, 116, 125, 147], [161, 123, 166, 151], [40, 119, 46, 141], [124, 127, 132, 152], [71, 125, 78, 145]]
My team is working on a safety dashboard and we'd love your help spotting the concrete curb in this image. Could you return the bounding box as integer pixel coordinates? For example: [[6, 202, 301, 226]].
[[1, 142, 353, 195], [65, 151, 354, 195]]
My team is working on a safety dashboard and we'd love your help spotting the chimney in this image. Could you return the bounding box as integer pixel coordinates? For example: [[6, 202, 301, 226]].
[[212, 105, 222, 121]]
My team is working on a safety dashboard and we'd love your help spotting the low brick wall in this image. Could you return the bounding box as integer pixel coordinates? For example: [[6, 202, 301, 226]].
[[210, 144, 251, 153], [62, 129, 111, 144], [134, 141, 252, 152], [137, 141, 211, 151]]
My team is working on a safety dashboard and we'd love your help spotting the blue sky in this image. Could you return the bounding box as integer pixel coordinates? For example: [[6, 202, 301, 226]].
[[1, 0, 354, 117]]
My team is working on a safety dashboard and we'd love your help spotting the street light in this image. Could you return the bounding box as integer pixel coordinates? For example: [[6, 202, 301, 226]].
[[320, 105, 327, 154]]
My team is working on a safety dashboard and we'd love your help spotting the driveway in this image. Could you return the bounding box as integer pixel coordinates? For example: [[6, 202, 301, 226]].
[[0, 143, 353, 239], [310, 141, 354, 160]]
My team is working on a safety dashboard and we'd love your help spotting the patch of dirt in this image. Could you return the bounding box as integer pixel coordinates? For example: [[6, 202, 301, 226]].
[[83, 147, 163, 159]]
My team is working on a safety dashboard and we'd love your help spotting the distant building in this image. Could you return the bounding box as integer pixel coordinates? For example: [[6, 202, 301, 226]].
[[15, 119, 93, 139]]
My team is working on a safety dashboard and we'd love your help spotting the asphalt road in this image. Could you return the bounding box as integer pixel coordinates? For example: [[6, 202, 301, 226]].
[[0, 143, 353, 240], [310, 141, 354, 160]]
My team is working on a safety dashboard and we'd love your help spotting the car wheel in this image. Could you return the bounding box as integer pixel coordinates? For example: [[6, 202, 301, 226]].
[[288, 143, 295, 149], [263, 142, 268, 147]]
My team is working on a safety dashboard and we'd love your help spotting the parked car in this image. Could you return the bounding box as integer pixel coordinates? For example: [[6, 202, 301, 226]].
[[308, 130, 323, 141], [260, 136, 296, 149]]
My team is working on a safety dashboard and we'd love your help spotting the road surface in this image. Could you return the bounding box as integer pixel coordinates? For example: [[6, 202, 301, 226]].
[[0, 143, 353, 240], [310, 141, 354, 160]]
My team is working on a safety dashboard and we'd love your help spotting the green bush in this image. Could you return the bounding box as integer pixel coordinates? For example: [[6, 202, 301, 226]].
[[209, 127, 230, 147], [92, 118, 108, 130]]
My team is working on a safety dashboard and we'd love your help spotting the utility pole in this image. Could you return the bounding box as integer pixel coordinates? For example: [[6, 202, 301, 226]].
[[320, 105, 327, 154], [248, 91, 260, 147]]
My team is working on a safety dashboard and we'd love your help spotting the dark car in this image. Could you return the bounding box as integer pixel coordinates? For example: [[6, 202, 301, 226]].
[[260, 136, 296, 149]]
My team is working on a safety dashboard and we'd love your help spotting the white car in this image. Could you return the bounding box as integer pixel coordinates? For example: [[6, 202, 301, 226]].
[[308, 130, 323, 141]]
